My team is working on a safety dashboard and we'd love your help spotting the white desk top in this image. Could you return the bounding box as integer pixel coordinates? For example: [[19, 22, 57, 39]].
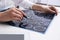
[[0, 7, 60, 40]]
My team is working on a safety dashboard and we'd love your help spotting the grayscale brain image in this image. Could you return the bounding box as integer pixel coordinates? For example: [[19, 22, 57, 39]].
[[5, 10, 55, 34]]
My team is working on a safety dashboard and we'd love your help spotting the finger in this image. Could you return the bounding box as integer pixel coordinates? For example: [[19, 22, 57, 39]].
[[13, 15, 23, 21], [12, 8, 24, 18], [15, 8, 27, 17], [12, 8, 24, 20], [48, 8, 56, 13], [12, 12, 23, 20], [15, 8, 25, 17], [52, 6, 58, 15], [14, 14, 23, 20], [12, 17, 21, 21], [12, 8, 22, 15], [49, 6, 58, 15]]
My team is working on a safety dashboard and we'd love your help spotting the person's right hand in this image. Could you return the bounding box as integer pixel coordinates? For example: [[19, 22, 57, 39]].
[[0, 7, 26, 22]]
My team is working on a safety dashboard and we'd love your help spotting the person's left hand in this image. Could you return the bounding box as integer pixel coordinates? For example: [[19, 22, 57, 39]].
[[32, 4, 58, 15], [44, 6, 58, 15]]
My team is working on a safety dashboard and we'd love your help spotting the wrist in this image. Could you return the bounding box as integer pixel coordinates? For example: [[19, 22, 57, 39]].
[[32, 4, 43, 11], [32, 4, 48, 13]]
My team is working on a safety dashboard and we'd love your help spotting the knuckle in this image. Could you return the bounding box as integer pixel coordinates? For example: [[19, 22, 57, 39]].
[[11, 8, 16, 11], [11, 12, 14, 15], [11, 13, 16, 17]]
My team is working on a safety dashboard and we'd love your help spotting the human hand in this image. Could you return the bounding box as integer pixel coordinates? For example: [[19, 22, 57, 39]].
[[0, 7, 26, 22], [44, 6, 57, 15], [32, 4, 57, 15]]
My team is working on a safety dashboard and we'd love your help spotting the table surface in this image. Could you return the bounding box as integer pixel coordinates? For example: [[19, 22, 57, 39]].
[[0, 7, 60, 40]]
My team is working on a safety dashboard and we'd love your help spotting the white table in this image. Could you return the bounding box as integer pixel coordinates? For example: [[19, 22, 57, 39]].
[[0, 7, 60, 40]]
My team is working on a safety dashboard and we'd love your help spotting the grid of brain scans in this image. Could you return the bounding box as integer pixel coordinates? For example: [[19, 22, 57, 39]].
[[5, 10, 55, 34]]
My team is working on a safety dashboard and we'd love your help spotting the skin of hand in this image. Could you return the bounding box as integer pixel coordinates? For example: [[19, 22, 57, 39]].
[[0, 7, 26, 22], [48, 6, 58, 15], [32, 4, 57, 15]]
